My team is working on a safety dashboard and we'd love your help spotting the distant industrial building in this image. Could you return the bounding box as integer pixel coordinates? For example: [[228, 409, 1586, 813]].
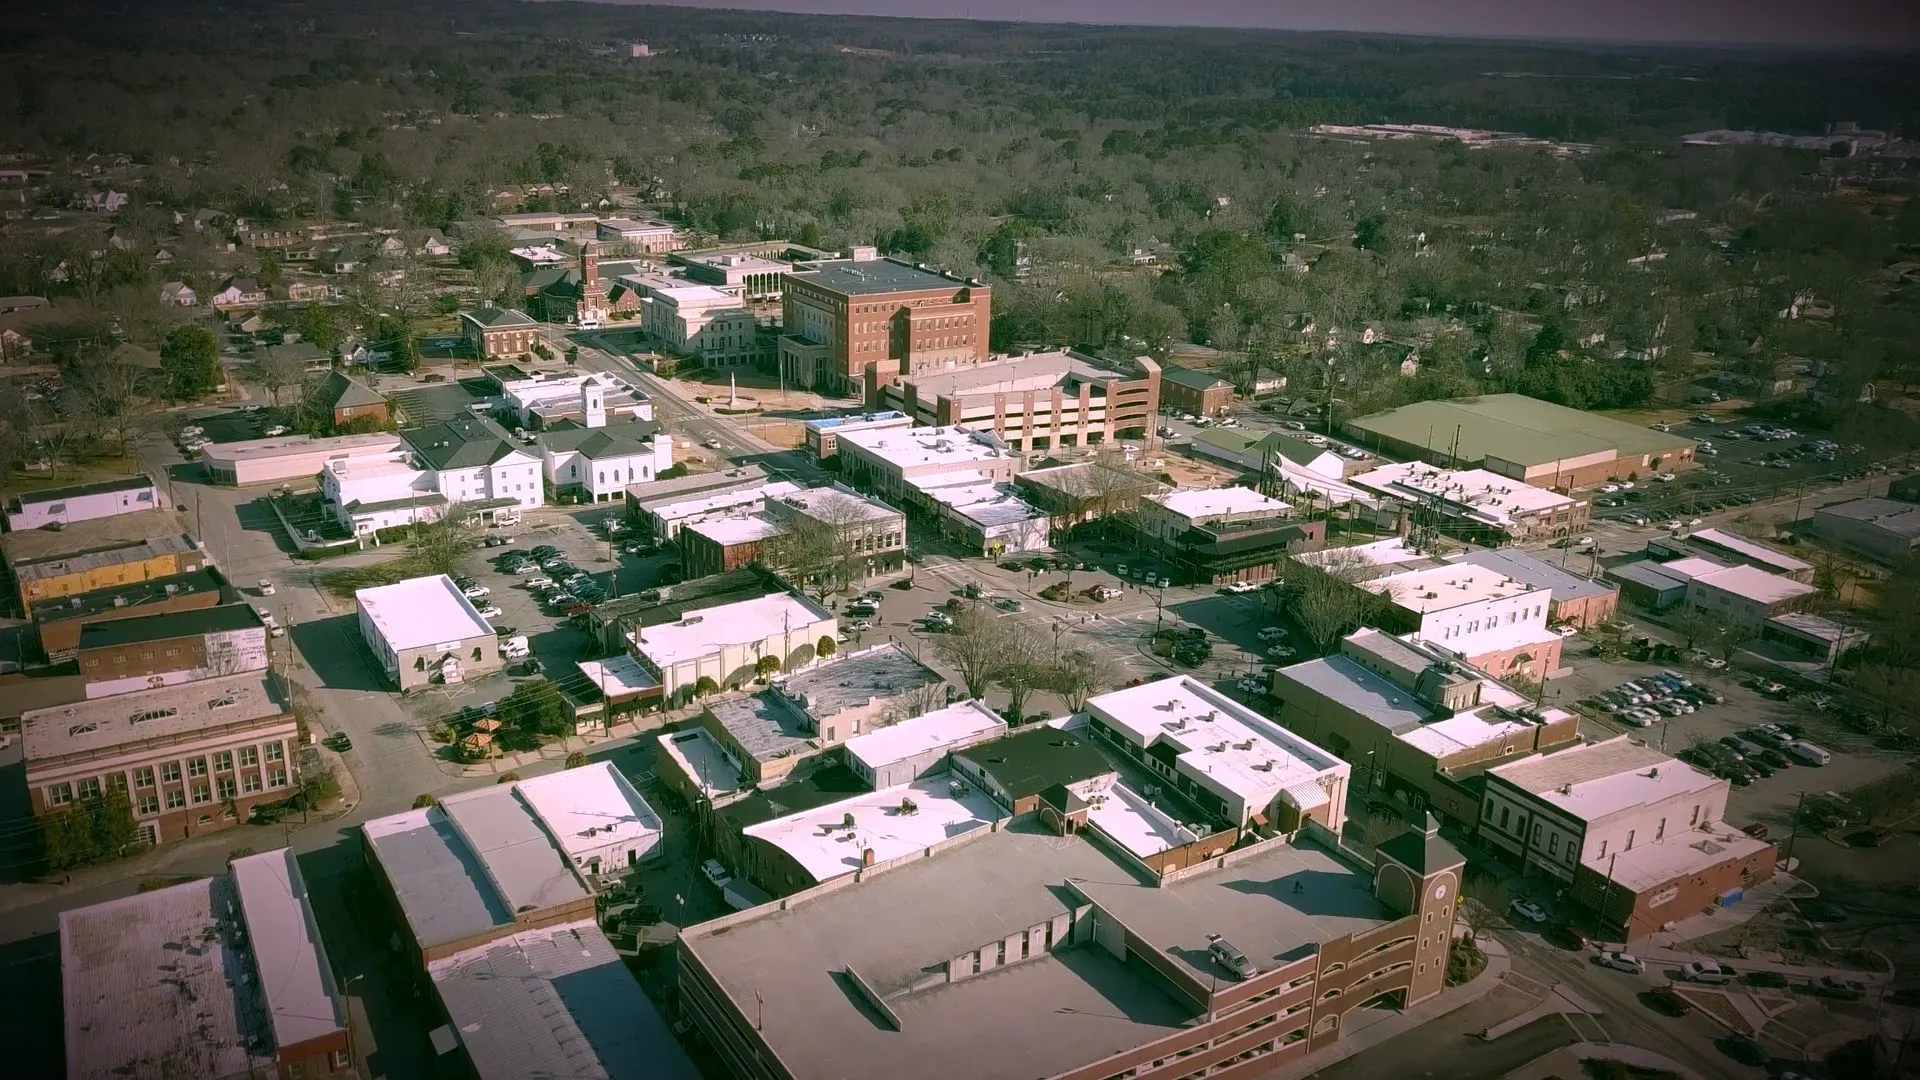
[[1808, 496, 1920, 564], [1343, 394, 1696, 490]]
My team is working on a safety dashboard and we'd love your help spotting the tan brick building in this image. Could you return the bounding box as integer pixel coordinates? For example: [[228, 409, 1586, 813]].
[[780, 252, 990, 395], [22, 671, 301, 847], [33, 567, 227, 662]]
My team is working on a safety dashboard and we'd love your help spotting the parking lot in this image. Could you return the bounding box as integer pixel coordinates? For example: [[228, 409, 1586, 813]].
[[1552, 646, 1907, 832]]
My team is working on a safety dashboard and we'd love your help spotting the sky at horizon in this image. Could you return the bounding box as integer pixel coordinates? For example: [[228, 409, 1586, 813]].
[[586, 0, 1920, 49]]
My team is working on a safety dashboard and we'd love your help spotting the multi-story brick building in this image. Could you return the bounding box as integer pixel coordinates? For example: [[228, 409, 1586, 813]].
[[3, 511, 207, 617], [459, 305, 542, 359], [32, 566, 228, 663], [1136, 487, 1326, 586], [779, 251, 990, 395], [1270, 629, 1582, 828], [869, 350, 1160, 453], [76, 604, 270, 698], [1480, 736, 1776, 942], [1159, 366, 1235, 417], [22, 671, 301, 847]]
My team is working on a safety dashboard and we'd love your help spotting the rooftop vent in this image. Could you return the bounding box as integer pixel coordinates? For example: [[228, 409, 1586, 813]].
[[1559, 783, 1573, 795]]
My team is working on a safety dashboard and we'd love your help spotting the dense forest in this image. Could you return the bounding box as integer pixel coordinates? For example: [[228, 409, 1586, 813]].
[[4, 0, 1920, 427]]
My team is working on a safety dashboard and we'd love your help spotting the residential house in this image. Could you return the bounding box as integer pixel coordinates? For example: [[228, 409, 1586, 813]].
[[316, 370, 390, 428], [210, 276, 268, 312], [158, 281, 196, 307]]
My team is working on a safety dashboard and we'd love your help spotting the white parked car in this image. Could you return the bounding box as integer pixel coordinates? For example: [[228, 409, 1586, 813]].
[[701, 859, 732, 888], [255, 608, 276, 628], [1680, 960, 1736, 984], [1509, 898, 1549, 924], [257, 580, 276, 596], [463, 584, 491, 598], [264, 425, 289, 437], [244, 403, 265, 412], [848, 618, 873, 632], [1595, 950, 1645, 975], [1553, 624, 1579, 638], [1599, 483, 1621, 494], [1222, 581, 1259, 594], [476, 603, 503, 619], [1257, 627, 1290, 641]]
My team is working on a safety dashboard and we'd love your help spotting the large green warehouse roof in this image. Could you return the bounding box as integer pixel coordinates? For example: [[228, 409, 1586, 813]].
[[1343, 394, 1694, 467]]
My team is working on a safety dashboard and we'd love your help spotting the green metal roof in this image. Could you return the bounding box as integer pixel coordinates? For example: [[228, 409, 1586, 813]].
[[1343, 394, 1695, 467], [1162, 366, 1231, 392]]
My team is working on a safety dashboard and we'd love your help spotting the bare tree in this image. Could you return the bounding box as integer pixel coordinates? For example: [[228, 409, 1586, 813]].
[[248, 351, 310, 407], [882, 681, 951, 725], [931, 607, 1008, 700], [1462, 875, 1512, 938], [65, 353, 152, 455], [1047, 648, 1119, 711], [1286, 552, 1381, 656], [766, 490, 883, 599], [1670, 604, 1717, 652], [991, 620, 1052, 722], [1705, 615, 1762, 663]]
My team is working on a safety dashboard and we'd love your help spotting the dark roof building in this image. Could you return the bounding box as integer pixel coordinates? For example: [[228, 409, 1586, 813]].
[[538, 418, 662, 460], [461, 306, 537, 330], [317, 369, 390, 428], [1376, 812, 1466, 877], [402, 414, 524, 470], [76, 603, 265, 650], [952, 725, 1116, 816]]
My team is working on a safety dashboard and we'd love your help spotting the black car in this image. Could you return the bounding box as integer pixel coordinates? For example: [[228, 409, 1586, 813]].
[[530, 545, 559, 559], [1744, 970, 1790, 988], [1718, 1035, 1768, 1067], [493, 625, 518, 638]]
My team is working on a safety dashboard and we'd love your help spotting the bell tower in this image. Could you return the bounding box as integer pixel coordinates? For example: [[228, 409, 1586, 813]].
[[1372, 812, 1467, 1007]]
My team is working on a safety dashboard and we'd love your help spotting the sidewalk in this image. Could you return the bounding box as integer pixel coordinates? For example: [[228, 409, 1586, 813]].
[[1633, 942, 1893, 983], [1644, 870, 1815, 950], [1262, 933, 1515, 1080], [1502, 1043, 1705, 1080]]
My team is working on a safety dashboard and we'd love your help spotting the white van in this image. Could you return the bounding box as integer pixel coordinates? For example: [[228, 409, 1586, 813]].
[[1786, 740, 1831, 766], [503, 635, 530, 660]]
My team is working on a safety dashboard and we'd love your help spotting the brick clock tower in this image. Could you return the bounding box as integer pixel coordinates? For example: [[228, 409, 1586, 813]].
[[1372, 812, 1467, 1008]]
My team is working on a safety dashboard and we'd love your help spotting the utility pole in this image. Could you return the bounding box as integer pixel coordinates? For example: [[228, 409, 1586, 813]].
[[1783, 790, 1809, 866]]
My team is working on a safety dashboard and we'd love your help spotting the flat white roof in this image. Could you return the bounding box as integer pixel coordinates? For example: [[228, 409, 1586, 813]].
[[653, 283, 740, 304], [1691, 564, 1819, 606], [577, 655, 661, 698], [1300, 537, 1434, 571], [1086, 782, 1207, 859], [922, 482, 1046, 529], [1656, 556, 1731, 581], [1369, 562, 1544, 613], [512, 762, 664, 866], [1492, 737, 1720, 824], [229, 849, 348, 1053], [1149, 486, 1291, 522], [656, 728, 746, 800], [438, 784, 592, 915], [202, 431, 405, 463], [630, 592, 831, 668], [772, 484, 902, 523], [684, 513, 785, 546], [357, 574, 496, 649], [1086, 676, 1344, 810], [1590, 827, 1775, 893], [835, 425, 1012, 470], [843, 699, 1006, 773], [1399, 706, 1568, 758], [1688, 528, 1813, 574], [649, 481, 801, 525], [740, 773, 1003, 884], [1349, 461, 1575, 527]]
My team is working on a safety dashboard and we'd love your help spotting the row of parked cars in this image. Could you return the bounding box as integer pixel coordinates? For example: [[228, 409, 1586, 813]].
[[497, 544, 606, 613], [1679, 722, 1829, 786], [1598, 670, 1724, 727]]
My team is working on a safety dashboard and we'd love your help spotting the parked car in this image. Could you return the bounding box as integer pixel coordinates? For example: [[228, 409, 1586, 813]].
[[1206, 934, 1257, 980], [1648, 986, 1694, 1016], [1740, 823, 1769, 840], [1680, 960, 1736, 985], [701, 859, 732, 888], [1221, 581, 1259, 594], [462, 584, 491, 599], [1743, 970, 1790, 988], [1596, 950, 1645, 975], [1810, 976, 1866, 1001], [1509, 898, 1549, 924], [476, 604, 503, 619], [257, 579, 276, 596]]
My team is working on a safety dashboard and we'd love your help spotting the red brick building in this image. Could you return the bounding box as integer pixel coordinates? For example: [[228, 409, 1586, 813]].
[[780, 253, 990, 395], [678, 514, 783, 579], [33, 567, 228, 662], [319, 370, 391, 428], [1159, 366, 1235, 416], [460, 306, 541, 359], [22, 671, 301, 847]]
